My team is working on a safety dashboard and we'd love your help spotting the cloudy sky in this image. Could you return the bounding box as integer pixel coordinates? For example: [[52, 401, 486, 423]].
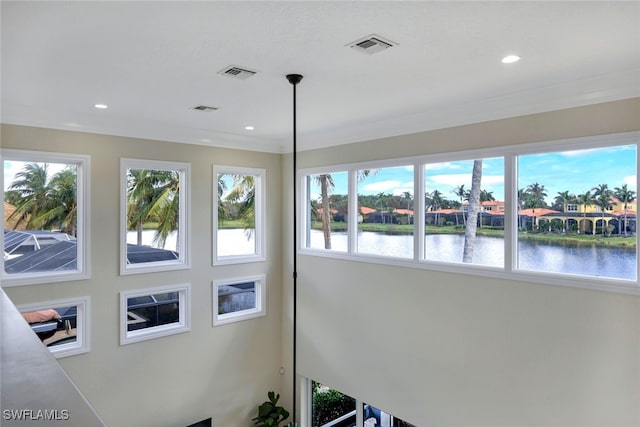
[[308, 144, 637, 204]]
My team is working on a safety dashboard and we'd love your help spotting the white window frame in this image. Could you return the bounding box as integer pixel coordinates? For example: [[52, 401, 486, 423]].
[[120, 158, 191, 275], [18, 296, 91, 359], [212, 165, 266, 265], [120, 283, 191, 345], [212, 275, 266, 326], [298, 132, 640, 295], [1, 149, 90, 286]]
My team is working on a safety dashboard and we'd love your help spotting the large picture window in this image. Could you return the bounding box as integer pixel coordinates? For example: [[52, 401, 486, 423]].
[[120, 158, 190, 275], [1, 149, 90, 286], [516, 144, 636, 280], [424, 157, 504, 267], [300, 132, 639, 294], [213, 166, 265, 265]]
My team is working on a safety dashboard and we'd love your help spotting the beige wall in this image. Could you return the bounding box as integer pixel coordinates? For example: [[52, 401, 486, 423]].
[[291, 98, 640, 426], [2, 97, 640, 427], [1, 124, 284, 427]]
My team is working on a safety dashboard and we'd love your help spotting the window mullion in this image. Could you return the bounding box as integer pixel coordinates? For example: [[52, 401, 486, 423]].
[[416, 162, 425, 261], [349, 169, 358, 255], [504, 154, 516, 273]]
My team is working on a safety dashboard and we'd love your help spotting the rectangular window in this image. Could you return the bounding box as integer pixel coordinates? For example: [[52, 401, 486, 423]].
[[424, 157, 504, 267], [212, 275, 266, 326], [18, 297, 90, 358], [120, 284, 190, 345], [2, 149, 90, 286], [311, 381, 356, 427], [517, 144, 637, 280], [363, 403, 416, 427], [304, 171, 349, 252], [213, 166, 265, 264], [120, 159, 190, 275], [357, 165, 414, 258], [299, 133, 639, 294]]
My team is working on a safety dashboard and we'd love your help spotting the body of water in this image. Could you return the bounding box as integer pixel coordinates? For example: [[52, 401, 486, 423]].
[[307, 230, 636, 280]]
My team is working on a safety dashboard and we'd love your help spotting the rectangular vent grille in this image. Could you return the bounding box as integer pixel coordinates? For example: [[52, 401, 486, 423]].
[[218, 65, 257, 80], [191, 105, 219, 112], [348, 34, 396, 55]]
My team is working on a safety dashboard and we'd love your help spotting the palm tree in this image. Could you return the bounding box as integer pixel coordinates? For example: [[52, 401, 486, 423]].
[[553, 190, 575, 233], [453, 184, 467, 225], [525, 182, 547, 230], [614, 184, 636, 237], [576, 191, 594, 234], [5, 163, 79, 236], [463, 160, 482, 263], [42, 168, 78, 236], [517, 188, 527, 230], [127, 169, 179, 248], [6, 163, 50, 230], [429, 189, 444, 226], [316, 174, 334, 249], [592, 184, 613, 236]]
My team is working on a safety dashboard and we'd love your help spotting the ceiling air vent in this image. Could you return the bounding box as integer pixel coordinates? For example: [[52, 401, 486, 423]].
[[348, 34, 397, 55], [191, 105, 219, 112], [218, 65, 258, 80]]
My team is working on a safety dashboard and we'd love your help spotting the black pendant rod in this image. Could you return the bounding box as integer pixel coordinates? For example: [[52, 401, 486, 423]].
[[286, 73, 303, 427]]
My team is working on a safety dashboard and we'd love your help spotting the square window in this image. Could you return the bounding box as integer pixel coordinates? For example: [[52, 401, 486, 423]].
[[424, 157, 504, 267], [2, 150, 90, 286]]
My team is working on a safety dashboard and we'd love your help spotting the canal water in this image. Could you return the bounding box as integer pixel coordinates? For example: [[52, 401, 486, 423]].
[[308, 230, 636, 280]]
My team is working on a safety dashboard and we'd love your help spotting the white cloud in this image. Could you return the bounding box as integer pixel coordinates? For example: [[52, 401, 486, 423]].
[[362, 180, 402, 193], [424, 162, 462, 171], [623, 175, 637, 190]]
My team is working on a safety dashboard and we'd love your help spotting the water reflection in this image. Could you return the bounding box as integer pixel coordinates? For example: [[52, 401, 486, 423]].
[[307, 230, 636, 280]]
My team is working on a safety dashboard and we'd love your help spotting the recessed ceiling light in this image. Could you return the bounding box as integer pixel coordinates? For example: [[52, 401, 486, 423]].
[[245, 126, 255, 131], [94, 104, 108, 109], [501, 55, 521, 64]]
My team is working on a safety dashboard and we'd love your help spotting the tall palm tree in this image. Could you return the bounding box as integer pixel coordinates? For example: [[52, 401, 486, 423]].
[[463, 160, 482, 263], [614, 184, 636, 237], [316, 174, 334, 249], [576, 191, 594, 234], [592, 183, 612, 236]]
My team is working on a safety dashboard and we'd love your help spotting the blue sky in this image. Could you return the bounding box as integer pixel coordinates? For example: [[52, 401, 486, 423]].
[[308, 144, 637, 204]]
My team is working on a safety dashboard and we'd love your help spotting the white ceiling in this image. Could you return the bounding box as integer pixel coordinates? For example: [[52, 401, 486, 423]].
[[2, 1, 639, 153]]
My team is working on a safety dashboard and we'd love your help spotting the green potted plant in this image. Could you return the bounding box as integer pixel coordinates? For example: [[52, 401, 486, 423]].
[[252, 391, 291, 427]]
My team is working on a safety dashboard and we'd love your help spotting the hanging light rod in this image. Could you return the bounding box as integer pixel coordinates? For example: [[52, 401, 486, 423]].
[[286, 72, 303, 427]]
